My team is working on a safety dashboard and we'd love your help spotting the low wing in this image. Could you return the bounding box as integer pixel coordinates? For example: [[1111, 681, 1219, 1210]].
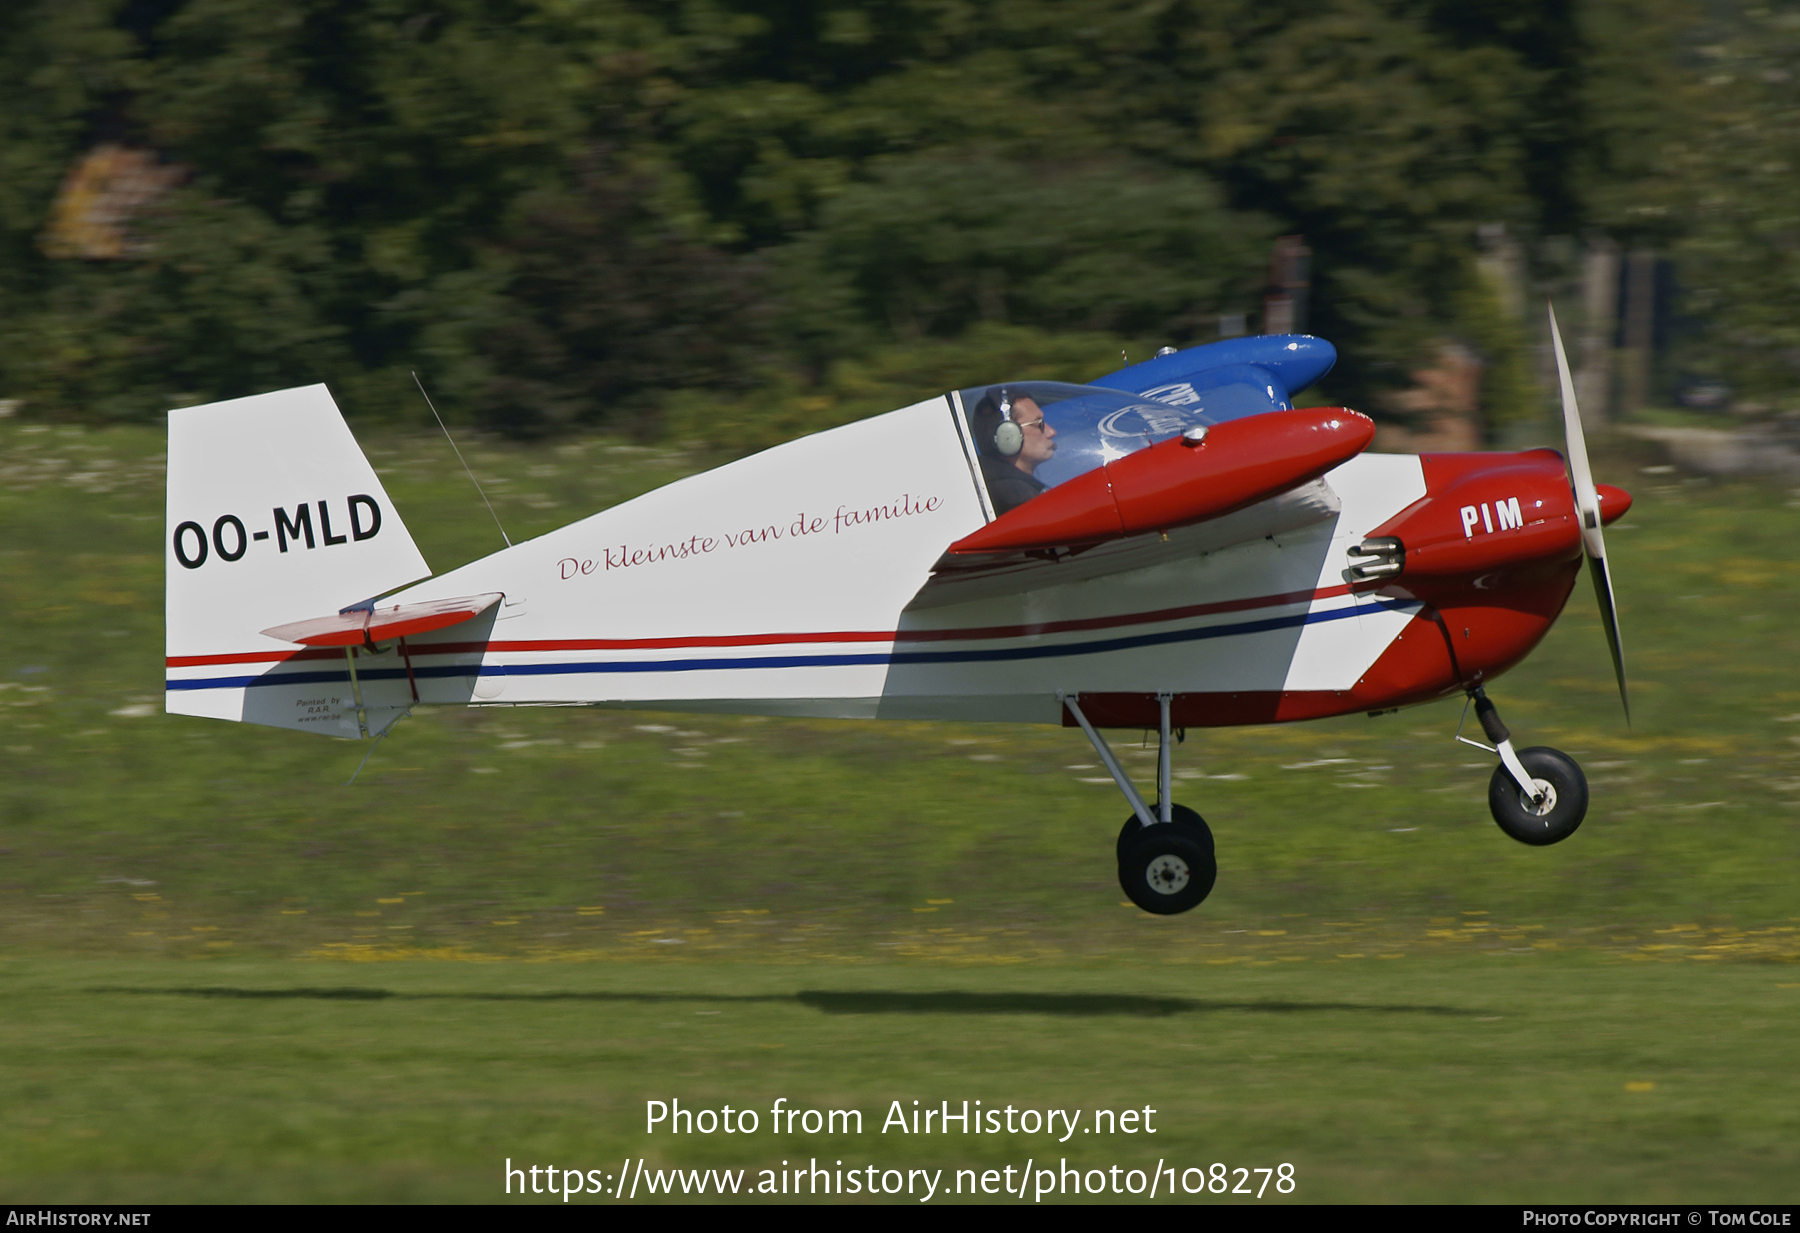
[[912, 478, 1341, 609]]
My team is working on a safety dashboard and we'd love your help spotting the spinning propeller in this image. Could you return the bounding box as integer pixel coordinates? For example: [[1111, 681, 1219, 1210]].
[[1548, 302, 1630, 723]]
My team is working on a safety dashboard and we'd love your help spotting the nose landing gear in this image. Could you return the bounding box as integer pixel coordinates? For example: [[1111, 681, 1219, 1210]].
[[1460, 687, 1589, 846]]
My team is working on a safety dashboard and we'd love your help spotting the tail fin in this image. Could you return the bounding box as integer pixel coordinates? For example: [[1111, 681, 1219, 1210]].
[[165, 385, 431, 735]]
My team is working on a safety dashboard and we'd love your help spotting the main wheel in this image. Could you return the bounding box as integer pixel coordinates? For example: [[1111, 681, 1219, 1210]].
[[1488, 747, 1588, 846], [1117, 804, 1210, 865], [1118, 825, 1217, 915]]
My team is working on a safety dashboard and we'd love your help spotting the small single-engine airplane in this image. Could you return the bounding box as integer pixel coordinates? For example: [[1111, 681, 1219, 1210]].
[[164, 307, 1629, 915]]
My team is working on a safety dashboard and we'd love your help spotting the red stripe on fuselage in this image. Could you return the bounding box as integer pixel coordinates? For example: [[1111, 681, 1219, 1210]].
[[165, 646, 345, 668], [165, 583, 1354, 668]]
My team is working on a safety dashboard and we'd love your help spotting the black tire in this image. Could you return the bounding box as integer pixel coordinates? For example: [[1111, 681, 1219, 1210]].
[[1118, 825, 1218, 915], [1488, 747, 1588, 846], [1117, 804, 1210, 865]]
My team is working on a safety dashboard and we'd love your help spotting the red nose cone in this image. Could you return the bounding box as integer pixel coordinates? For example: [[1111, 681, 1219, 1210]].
[[1595, 483, 1633, 525]]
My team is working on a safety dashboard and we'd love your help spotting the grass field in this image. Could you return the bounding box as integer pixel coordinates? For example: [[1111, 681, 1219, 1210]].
[[1, 416, 1797, 1203]]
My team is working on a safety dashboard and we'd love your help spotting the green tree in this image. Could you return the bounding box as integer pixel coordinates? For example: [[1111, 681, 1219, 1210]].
[[775, 152, 1272, 362], [4, 0, 1781, 441], [1648, 4, 1800, 408]]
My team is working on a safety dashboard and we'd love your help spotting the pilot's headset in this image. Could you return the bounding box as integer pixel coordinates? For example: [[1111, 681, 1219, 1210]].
[[989, 387, 1024, 457]]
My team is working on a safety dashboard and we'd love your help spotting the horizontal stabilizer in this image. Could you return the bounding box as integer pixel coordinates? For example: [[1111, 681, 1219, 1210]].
[[262, 593, 504, 647]]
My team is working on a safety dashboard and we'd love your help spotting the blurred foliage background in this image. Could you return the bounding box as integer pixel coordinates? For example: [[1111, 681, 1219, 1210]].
[[0, 0, 1793, 443]]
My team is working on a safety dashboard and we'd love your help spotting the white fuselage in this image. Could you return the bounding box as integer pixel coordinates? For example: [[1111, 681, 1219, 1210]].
[[166, 395, 1428, 735]]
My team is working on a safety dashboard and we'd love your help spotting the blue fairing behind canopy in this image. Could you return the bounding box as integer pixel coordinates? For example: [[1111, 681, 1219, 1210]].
[[1087, 335, 1337, 424]]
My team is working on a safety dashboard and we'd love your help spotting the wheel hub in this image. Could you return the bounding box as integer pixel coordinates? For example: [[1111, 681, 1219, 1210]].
[[1519, 778, 1558, 817], [1144, 853, 1191, 895]]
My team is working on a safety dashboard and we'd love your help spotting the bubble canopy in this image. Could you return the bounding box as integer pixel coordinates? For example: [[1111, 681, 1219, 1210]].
[[957, 380, 1214, 501]]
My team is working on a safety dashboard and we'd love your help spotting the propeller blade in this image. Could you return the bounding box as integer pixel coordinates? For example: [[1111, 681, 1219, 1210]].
[[1588, 555, 1630, 724], [1549, 301, 1629, 722], [1549, 303, 1604, 557]]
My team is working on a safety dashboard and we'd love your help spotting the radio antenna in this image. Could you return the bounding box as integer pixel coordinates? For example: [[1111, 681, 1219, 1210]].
[[413, 371, 511, 548]]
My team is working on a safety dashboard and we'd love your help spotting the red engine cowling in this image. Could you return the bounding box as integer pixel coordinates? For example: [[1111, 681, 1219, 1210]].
[[1362, 450, 1632, 578], [1349, 450, 1633, 694], [1368, 450, 1582, 578]]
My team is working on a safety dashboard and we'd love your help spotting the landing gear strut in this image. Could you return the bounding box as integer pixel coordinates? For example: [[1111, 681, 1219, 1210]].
[[1459, 686, 1589, 846], [1064, 692, 1217, 915]]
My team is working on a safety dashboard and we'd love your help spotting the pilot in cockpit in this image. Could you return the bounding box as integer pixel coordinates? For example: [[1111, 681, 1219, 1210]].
[[971, 387, 1058, 516]]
